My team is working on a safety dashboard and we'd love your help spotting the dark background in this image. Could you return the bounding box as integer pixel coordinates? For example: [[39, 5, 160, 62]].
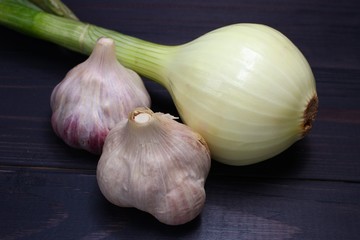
[[0, 0, 359, 239]]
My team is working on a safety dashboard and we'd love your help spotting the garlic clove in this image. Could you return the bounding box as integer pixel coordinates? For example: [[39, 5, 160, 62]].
[[96, 107, 211, 225], [50, 37, 151, 154]]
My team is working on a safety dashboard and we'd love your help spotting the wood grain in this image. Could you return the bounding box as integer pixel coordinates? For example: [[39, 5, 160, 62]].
[[0, 0, 359, 239], [1, 168, 359, 240]]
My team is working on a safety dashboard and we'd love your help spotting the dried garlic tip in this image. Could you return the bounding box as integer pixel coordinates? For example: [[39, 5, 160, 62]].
[[97, 107, 211, 225], [50, 37, 150, 154]]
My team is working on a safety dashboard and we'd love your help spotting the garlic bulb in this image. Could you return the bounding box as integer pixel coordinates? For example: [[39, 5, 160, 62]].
[[96, 107, 211, 225], [50, 37, 150, 154]]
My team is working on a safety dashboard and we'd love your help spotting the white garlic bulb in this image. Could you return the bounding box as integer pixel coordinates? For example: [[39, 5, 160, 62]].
[[96, 107, 211, 225], [50, 37, 150, 154]]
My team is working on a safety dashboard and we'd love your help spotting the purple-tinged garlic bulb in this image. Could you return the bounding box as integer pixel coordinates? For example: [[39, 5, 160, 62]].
[[50, 37, 150, 154], [96, 107, 211, 225]]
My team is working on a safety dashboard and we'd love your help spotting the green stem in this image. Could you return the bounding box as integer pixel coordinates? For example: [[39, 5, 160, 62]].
[[0, 0, 175, 87], [28, 0, 79, 20]]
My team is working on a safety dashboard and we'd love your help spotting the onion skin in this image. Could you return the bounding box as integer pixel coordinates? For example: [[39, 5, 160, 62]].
[[163, 24, 318, 165]]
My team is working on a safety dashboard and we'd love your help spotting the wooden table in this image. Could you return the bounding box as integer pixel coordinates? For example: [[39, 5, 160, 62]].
[[1, 0, 359, 239]]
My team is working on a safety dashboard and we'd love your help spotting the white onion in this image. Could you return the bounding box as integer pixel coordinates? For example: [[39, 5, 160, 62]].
[[158, 24, 318, 165]]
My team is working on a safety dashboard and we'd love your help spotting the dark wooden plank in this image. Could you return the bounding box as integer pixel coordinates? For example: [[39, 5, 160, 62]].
[[0, 167, 359, 240], [0, 0, 359, 239]]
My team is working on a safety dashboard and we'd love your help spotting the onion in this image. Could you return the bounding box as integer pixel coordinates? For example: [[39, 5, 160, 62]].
[[163, 24, 318, 165]]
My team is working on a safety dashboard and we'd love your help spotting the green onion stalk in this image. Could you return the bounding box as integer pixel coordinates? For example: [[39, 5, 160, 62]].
[[0, 0, 318, 165], [28, 0, 78, 20], [0, 0, 172, 84]]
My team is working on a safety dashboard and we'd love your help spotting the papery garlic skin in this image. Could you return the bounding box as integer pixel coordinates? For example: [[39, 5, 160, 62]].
[[50, 37, 150, 154], [97, 108, 211, 225], [164, 24, 318, 165]]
